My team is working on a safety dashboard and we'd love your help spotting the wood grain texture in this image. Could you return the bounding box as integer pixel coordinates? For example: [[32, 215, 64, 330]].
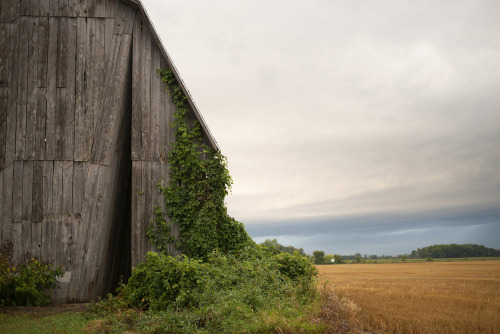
[[32, 161, 44, 223], [16, 16, 28, 160], [12, 160, 23, 223], [5, 19, 17, 166], [45, 17, 57, 160], [0, 23, 7, 85], [26, 16, 38, 160], [1, 146, 13, 244]]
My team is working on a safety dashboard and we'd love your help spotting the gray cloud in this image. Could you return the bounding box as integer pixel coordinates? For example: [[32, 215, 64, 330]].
[[144, 0, 500, 253]]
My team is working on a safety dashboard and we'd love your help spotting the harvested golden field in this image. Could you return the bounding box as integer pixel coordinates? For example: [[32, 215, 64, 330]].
[[317, 261, 500, 334]]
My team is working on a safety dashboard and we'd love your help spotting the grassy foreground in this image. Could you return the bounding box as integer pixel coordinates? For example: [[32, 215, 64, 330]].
[[0, 312, 89, 334]]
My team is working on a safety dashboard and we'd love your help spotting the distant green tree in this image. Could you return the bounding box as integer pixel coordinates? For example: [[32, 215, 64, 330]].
[[323, 254, 334, 264], [354, 253, 362, 263], [333, 254, 343, 264], [313, 250, 325, 264], [260, 239, 305, 255]]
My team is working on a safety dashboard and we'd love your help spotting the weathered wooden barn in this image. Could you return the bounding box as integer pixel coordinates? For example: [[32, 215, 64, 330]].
[[0, 0, 217, 302]]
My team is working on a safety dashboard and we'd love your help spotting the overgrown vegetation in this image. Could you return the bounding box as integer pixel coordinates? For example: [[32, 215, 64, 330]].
[[85, 69, 357, 333], [0, 242, 64, 306]]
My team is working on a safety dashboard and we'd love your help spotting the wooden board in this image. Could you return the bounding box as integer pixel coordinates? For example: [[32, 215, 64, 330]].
[[130, 18, 141, 160], [45, 17, 57, 160], [12, 160, 23, 223], [22, 160, 33, 222], [64, 17, 76, 160], [16, 16, 28, 160], [0, 23, 7, 86], [73, 17, 86, 161], [26, 16, 39, 160], [0, 169, 3, 241], [32, 161, 44, 223], [52, 160, 63, 215], [0, 87, 7, 168], [1, 163, 13, 243]]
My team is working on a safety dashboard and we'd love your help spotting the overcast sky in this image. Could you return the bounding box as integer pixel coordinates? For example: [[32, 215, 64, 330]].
[[142, 0, 500, 255]]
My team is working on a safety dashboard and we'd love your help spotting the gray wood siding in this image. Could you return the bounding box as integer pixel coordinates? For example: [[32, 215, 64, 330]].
[[0, 0, 217, 302]]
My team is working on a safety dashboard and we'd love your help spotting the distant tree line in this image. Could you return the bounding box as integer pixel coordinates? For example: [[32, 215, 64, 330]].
[[260, 240, 500, 264], [260, 239, 306, 256], [413, 244, 500, 259]]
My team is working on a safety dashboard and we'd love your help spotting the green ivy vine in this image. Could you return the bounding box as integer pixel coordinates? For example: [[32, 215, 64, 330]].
[[146, 69, 250, 260]]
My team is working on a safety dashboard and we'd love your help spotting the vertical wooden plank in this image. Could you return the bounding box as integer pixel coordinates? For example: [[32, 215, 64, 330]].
[[40, 0, 49, 17], [12, 222, 22, 262], [53, 220, 61, 266], [131, 160, 142, 266], [142, 160, 151, 256], [140, 28, 151, 161], [41, 219, 52, 262], [74, 17, 86, 161], [42, 160, 53, 263], [21, 221, 31, 259], [27, 16, 39, 160], [68, 0, 78, 17], [150, 161, 161, 251], [45, 17, 57, 160], [22, 160, 33, 222], [95, 0, 105, 17], [52, 160, 63, 216], [37, 17, 48, 88], [55, 88, 65, 159], [0, 169, 3, 241], [0, 23, 8, 86], [0, 87, 7, 168], [92, 18, 104, 147], [62, 160, 73, 214], [31, 222, 41, 259], [69, 162, 97, 301], [72, 161, 83, 214], [28, 0, 40, 16], [35, 87, 47, 160], [12, 160, 23, 223], [5, 19, 18, 166], [20, 0, 29, 15], [131, 18, 141, 160], [113, 0, 125, 35], [64, 17, 76, 160], [1, 163, 13, 243], [49, 0, 58, 16], [42, 160, 53, 217], [104, 0, 116, 18], [32, 161, 43, 223], [87, 0, 96, 17], [150, 46, 161, 161], [91, 31, 132, 165], [16, 16, 28, 160], [56, 17, 67, 88], [58, 0, 68, 17], [84, 18, 95, 158]]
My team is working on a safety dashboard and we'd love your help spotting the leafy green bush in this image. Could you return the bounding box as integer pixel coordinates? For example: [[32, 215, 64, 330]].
[[0, 242, 64, 306]]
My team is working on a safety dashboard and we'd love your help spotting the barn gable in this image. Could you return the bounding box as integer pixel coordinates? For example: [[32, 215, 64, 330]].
[[0, 0, 217, 302]]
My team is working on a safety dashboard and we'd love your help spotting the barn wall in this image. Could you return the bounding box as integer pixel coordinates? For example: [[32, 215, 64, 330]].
[[0, 0, 138, 302], [0, 0, 216, 302]]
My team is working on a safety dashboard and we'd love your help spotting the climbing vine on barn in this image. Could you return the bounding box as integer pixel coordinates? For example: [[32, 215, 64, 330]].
[[146, 69, 250, 260]]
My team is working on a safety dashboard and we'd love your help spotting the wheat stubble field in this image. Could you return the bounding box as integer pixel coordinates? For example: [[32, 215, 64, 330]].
[[317, 261, 500, 334]]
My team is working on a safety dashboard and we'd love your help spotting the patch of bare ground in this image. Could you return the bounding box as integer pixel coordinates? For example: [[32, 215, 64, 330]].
[[0, 303, 89, 316]]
